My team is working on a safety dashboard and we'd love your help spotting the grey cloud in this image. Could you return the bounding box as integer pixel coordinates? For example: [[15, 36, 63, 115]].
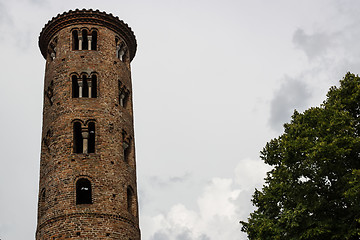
[[293, 28, 333, 60], [149, 173, 191, 187], [151, 232, 169, 240], [198, 234, 211, 240], [269, 77, 311, 132], [151, 229, 211, 240], [176, 230, 192, 240]]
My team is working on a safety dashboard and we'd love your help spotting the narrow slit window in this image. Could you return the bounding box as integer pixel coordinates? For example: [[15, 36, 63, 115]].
[[72, 30, 79, 50], [40, 188, 46, 202], [123, 140, 131, 163], [91, 75, 97, 98], [82, 75, 89, 98], [72, 75, 79, 98], [76, 178, 92, 204], [118, 81, 129, 108], [73, 122, 83, 153], [40, 188, 46, 216], [88, 122, 95, 153], [91, 31, 97, 50], [82, 30, 88, 50], [127, 186, 136, 216]]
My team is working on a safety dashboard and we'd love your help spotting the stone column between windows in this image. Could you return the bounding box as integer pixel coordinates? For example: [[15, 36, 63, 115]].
[[116, 45, 120, 59], [87, 79, 92, 98], [88, 36, 92, 50], [120, 92, 125, 107], [78, 80, 83, 98], [82, 130, 89, 154], [78, 36, 83, 50]]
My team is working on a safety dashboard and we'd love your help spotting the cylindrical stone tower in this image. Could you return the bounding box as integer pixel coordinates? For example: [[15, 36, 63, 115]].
[[36, 9, 140, 239]]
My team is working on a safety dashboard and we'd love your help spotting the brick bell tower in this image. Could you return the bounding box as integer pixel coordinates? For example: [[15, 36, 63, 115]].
[[36, 9, 140, 239]]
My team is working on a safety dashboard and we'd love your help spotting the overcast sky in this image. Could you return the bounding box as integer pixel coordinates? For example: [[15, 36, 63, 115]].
[[1, 0, 360, 239]]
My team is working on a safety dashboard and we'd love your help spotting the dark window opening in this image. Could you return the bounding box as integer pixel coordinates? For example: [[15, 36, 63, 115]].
[[123, 140, 131, 163], [40, 188, 46, 202], [122, 92, 129, 108], [91, 31, 97, 50], [127, 186, 135, 216], [118, 80, 129, 108], [73, 122, 83, 153], [82, 75, 89, 98], [72, 30, 79, 50], [82, 30, 88, 50], [88, 122, 95, 153], [72, 76, 79, 98], [76, 178, 92, 204], [91, 75, 97, 98]]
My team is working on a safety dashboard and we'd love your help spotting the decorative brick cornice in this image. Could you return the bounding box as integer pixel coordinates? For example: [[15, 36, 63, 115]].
[[36, 212, 138, 234], [39, 9, 137, 61]]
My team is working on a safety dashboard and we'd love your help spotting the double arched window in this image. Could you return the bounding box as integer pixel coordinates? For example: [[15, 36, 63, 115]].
[[115, 37, 128, 62], [72, 29, 98, 51], [73, 120, 96, 154], [118, 80, 130, 108], [47, 37, 58, 61], [72, 73, 97, 98]]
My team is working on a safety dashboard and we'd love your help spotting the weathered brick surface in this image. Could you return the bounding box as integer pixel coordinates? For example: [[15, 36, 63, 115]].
[[36, 9, 140, 240]]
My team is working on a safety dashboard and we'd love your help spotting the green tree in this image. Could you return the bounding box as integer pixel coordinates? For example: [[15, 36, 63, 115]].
[[241, 73, 360, 239]]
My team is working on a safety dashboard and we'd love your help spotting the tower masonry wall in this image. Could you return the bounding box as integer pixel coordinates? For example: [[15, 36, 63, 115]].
[[36, 10, 140, 240]]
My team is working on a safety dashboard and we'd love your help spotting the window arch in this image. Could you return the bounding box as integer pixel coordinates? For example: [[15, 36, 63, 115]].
[[76, 178, 92, 204], [88, 122, 95, 154], [81, 29, 88, 50], [122, 131, 132, 163], [72, 75, 79, 98], [40, 188, 46, 202], [72, 28, 98, 51], [118, 80, 130, 108], [48, 37, 58, 61], [82, 74, 89, 98], [127, 186, 136, 216], [115, 37, 128, 62], [91, 74, 98, 98], [73, 120, 96, 154], [73, 121, 83, 153], [39, 188, 46, 217], [91, 30, 98, 50], [72, 30, 79, 50], [71, 73, 97, 98]]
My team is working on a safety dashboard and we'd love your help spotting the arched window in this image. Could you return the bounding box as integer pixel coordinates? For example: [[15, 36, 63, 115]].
[[73, 122, 83, 153], [72, 74, 97, 98], [91, 31, 97, 50], [76, 178, 92, 204], [72, 30, 79, 50], [123, 139, 131, 163], [115, 37, 128, 62], [82, 75, 89, 98], [91, 75, 97, 98], [88, 122, 95, 153], [39, 188, 46, 216], [72, 29, 97, 51], [127, 186, 136, 216], [118, 80, 129, 108], [72, 75, 79, 98], [82, 29, 88, 50]]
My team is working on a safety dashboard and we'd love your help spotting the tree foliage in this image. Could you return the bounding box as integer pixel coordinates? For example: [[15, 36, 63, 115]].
[[241, 73, 360, 239]]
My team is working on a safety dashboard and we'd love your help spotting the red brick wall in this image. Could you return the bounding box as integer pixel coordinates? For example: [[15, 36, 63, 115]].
[[36, 10, 140, 240]]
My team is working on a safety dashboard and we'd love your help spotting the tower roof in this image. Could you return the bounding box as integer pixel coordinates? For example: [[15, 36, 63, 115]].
[[39, 9, 137, 60]]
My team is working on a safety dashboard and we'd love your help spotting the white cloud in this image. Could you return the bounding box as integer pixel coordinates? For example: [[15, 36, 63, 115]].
[[143, 159, 270, 240], [235, 158, 272, 191]]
